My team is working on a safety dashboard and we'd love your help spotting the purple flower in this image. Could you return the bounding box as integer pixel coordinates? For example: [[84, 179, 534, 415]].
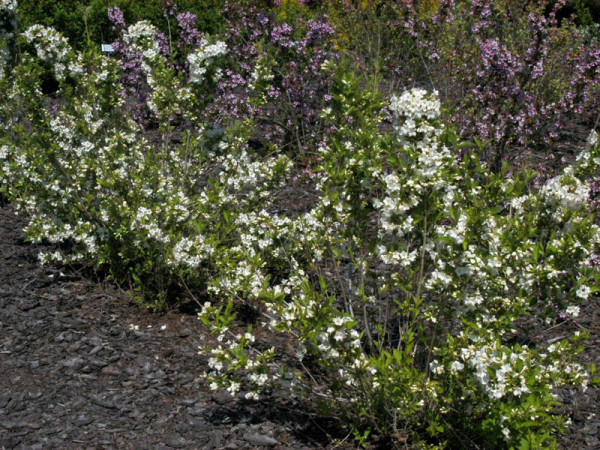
[[108, 6, 125, 31], [177, 12, 204, 47]]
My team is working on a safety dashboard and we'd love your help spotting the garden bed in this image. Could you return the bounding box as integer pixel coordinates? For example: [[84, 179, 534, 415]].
[[0, 204, 348, 449], [0, 203, 599, 449], [3, 0, 600, 447]]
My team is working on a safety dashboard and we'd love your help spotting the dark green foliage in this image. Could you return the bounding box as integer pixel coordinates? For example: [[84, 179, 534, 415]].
[[572, 0, 600, 25], [17, 0, 90, 48], [17, 0, 226, 50], [177, 0, 226, 34]]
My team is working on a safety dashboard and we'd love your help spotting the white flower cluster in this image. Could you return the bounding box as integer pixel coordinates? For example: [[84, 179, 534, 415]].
[[0, 0, 16, 13], [216, 149, 288, 197], [187, 39, 227, 84], [565, 305, 580, 317], [315, 316, 361, 359], [390, 89, 451, 187], [390, 88, 440, 120], [23, 25, 73, 80], [389, 88, 441, 142], [460, 342, 532, 400], [375, 174, 417, 238], [375, 89, 457, 270], [198, 312, 287, 400], [540, 169, 590, 211], [123, 21, 158, 55], [169, 236, 214, 269], [123, 21, 161, 74]]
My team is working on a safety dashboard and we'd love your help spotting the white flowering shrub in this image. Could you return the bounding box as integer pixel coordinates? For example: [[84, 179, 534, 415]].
[[198, 72, 600, 447], [187, 38, 227, 85], [0, 0, 17, 80], [22, 25, 78, 80], [1, 18, 599, 449], [0, 24, 289, 310]]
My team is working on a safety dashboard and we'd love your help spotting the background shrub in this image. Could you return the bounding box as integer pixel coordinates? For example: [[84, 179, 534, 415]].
[[323, 0, 600, 170], [16, 0, 225, 49]]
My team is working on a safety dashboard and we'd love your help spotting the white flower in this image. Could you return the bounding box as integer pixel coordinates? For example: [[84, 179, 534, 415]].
[[450, 361, 464, 372], [0, 0, 17, 13], [208, 358, 224, 371], [429, 360, 445, 375], [334, 330, 346, 342], [226, 381, 240, 395], [576, 284, 591, 299], [187, 39, 227, 84], [333, 317, 344, 326], [565, 305, 580, 318]]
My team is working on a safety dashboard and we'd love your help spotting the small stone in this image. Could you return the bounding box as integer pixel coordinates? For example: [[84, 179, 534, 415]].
[[165, 437, 189, 448], [180, 398, 199, 406], [101, 365, 120, 376], [243, 433, 278, 447], [0, 393, 11, 408], [189, 406, 211, 417], [72, 416, 93, 427], [586, 437, 600, 447], [25, 391, 42, 400], [62, 357, 84, 370], [90, 359, 109, 369], [179, 329, 191, 338]]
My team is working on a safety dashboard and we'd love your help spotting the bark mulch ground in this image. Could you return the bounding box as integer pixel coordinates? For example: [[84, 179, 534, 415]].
[[0, 202, 598, 449], [0, 205, 346, 449]]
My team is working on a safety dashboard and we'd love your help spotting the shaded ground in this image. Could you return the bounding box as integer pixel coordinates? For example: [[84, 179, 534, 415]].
[[0, 200, 598, 449]]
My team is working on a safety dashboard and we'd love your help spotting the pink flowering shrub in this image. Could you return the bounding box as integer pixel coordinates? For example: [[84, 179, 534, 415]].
[[209, 0, 339, 156], [107, 0, 338, 156], [326, 0, 600, 169], [429, 0, 600, 168]]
